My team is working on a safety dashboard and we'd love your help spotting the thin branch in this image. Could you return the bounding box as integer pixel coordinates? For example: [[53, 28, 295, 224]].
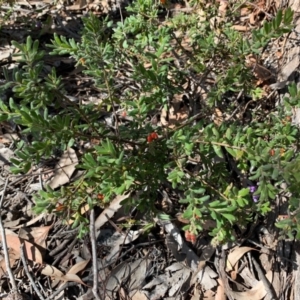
[[252, 256, 278, 300], [20, 244, 45, 300], [0, 178, 18, 291], [90, 208, 101, 300], [44, 282, 77, 300]]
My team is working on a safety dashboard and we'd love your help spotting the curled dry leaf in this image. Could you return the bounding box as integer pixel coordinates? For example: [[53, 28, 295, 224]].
[[11, 213, 46, 229], [41, 260, 90, 285], [67, 259, 90, 274], [202, 289, 216, 300], [0, 248, 19, 279], [48, 148, 78, 189], [95, 193, 130, 230], [131, 291, 148, 300], [231, 280, 267, 300], [19, 225, 52, 249], [215, 278, 226, 300], [41, 264, 64, 278], [0, 234, 43, 264], [226, 247, 256, 272], [232, 25, 248, 31], [218, 0, 228, 18]]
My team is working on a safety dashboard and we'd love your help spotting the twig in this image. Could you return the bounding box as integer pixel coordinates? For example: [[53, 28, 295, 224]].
[[90, 208, 101, 300], [0, 178, 18, 291], [48, 238, 71, 256], [252, 256, 278, 300], [216, 248, 235, 300], [44, 282, 77, 300], [245, 1, 273, 19], [20, 244, 45, 300]]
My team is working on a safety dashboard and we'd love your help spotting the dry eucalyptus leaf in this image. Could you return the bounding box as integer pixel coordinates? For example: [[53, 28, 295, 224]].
[[0, 148, 14, 166], [160, 220, 200, 270], [239, 266, 259, 287], [226, 247, 256, 272], [19, 225, 52, 249], [231, 280, 266, 300], [0, 47, 14, 61], [67, 259, 90, 274], [41, 264, 64, 278], [48, 148, 78, 189], [68, 0, 87, 10], [202, 290, 216, 300], [166, 234, 186, 262], [166, 263, 191, 297], [95, 193, 130, 230], [0, 248, 19, 279], [143, 262, 190, 298], [41, 263, 87, 285], [0, 235, 43, 264], [4, 219, 22, 228], [128, 259, 151, 292], [11, 213, 46, 229], [2, 292, 25, 300], [216, 278, 226, 300], [192, 266, 218, 290], [61, 273, 86, 285], [232, 25, 248, 31], [279, 55, 300, 81], [131, 291, 148, 300], [103, 230, 142, 266], [105, 261, 132, 299], [123, 229, 143, 244]]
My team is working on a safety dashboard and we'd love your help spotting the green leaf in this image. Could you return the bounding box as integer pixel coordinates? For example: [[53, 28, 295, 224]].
[[156, 36, 167, 58], [209, 200, 221, 207], [192, 188, 206, 195], [222, 213, 236, 223], [225, 127, 232, 140], [11, 40, 24, 51], [178, 197, 189, 204], [276, 10, 283, 28], [0, 101, 9, 113], [212, 127, 220, 139], [26, 36, 33, 51], [225, 147, 236, 157], [212, 144, 224, 158], [84, 153, 96, 166], [210, 210, 217, 220], [32, 40, 39, 53], [157, 213, 172, 220], [236, 197, 247, 207], [198, 195, 210, 202], [283, 7, 293, 25], [20, 110, 33, 123], [238, 188, 250, 197], [236, 150, 244, 160], [249, 170, 261, 180], [183, 208, 193, 219], [263, 22, 271, 35]]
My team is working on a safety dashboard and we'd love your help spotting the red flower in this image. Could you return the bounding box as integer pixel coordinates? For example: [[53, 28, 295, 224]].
[[147, 132, 158, 143], [55, 203, 66, 212], [269, 149, 275, 156], [97, 194, 104, 200], [185, 231, 197, 244]]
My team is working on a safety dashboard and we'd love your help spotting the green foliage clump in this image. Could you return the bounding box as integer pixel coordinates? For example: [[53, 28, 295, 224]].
[[0, 2, 298, 242]]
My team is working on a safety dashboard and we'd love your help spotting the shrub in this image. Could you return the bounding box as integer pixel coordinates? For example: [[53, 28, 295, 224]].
[[0, 2, 298, 243]]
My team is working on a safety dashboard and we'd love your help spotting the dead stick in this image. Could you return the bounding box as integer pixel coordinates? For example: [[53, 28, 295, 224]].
[[0, 178, 18, 291], [20, 244, 45, 300], [252, 257, 278, 300], [90, 208, 101, 300], [44, 282, 77, 300]]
